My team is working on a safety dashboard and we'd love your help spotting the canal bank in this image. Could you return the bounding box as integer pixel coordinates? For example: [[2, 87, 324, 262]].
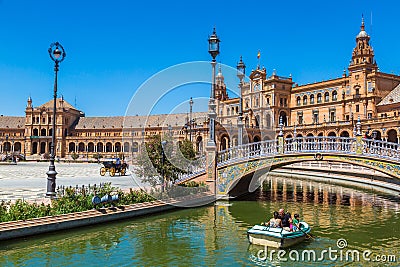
[[0, 193, 214, 241]]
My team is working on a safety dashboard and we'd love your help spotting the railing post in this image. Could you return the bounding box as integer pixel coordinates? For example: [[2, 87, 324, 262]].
[[278, 119, 284, 154], [355, 117, 363, 154]]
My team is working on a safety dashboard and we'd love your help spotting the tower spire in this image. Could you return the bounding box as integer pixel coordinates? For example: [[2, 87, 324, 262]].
[[361, 14, 365, 31]]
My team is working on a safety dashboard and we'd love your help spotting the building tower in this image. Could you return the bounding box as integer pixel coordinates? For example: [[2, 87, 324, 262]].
[[215, 65, 228, 101]]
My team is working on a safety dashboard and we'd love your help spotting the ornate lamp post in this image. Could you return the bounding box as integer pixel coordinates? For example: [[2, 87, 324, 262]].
[[131, 130, 135, 162], [189, 97, 193, 143], [161, 140, 168, 192], [205, 28, 220, 195], [207, 28, 220, 146], [5, 134, 8, 160], [46, 42, 66, 198], [236, 56, 245, 146]]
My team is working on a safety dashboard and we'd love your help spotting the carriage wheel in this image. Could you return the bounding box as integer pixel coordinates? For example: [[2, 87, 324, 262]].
[[100, 167, 106, 176], [110, 167, 116, 176], [120, 168, 126, 176]]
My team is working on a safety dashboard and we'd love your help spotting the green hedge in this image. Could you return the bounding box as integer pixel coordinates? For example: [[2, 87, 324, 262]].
[[0, 183, 155, 223]]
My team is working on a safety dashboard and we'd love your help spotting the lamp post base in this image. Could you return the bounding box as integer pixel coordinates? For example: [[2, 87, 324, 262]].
[[46, 169, 57, 198]]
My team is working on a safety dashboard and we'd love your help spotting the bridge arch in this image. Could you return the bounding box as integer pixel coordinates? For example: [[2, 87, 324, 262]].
[[218, 153, 400, 198]]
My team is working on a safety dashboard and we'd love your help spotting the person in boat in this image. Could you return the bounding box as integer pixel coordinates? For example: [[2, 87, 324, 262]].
[[279, 208, 292, 231], [291, 213, 300, 231], [264, 211, 282, 228]]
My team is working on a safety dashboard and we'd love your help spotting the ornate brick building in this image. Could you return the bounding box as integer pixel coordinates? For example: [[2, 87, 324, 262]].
[[215, 18, 400, 148], [1, 18, 400, 160], [0, 97, 209, 160]]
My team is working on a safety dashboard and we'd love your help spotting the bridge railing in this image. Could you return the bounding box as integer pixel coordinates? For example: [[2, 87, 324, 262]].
[[174, 155, 207, 184], [363, 139, 400, 160], [217, 140, 278, 165], [284, 136, 356, 154]]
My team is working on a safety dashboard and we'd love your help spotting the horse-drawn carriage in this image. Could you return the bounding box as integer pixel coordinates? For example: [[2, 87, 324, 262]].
[[100, 160, 128, 176]]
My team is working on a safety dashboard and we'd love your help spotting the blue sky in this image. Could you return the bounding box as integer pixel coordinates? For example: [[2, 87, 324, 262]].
[[0, 0, 399, 117]]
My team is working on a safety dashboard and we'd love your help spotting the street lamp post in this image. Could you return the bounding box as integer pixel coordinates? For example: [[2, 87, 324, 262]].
[[5, 134, 8, 160], [131, 130, 135, 163], [46, 42, 66, 198], [236, 56, 246, 146], [168, 125, 173, 137], [161, 140, 168, 192], [207, 28, 220, 147], [189, 97, 193, 143]]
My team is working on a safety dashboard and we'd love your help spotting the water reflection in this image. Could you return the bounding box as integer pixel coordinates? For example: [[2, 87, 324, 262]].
[[0, 176, 399, 266]]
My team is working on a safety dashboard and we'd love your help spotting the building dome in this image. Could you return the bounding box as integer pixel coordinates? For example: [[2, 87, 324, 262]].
[[216, 65, 224, 82], [357, 16, 368, 38], [357, 30, 368, 38]]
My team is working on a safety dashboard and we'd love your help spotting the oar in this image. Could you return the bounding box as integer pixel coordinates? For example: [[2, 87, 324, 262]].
[[297, 223, 315, 239]]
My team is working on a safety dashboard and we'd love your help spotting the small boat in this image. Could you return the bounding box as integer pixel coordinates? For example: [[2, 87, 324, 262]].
[[247, 222, 311, 248]]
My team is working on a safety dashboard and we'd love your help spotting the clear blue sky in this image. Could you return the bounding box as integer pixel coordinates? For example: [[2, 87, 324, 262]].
[[0, 0, 399, 117]]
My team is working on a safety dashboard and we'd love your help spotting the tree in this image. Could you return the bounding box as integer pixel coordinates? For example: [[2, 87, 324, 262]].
[[135, 135, 197, 187]]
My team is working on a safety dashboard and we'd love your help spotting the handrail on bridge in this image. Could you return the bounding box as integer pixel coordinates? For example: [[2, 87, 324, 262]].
[[217, 136, 400, 165], [176, 136, 400, 184]]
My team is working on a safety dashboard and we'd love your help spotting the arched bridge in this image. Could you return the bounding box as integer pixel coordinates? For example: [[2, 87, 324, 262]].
[[176, 136, 400, 198]]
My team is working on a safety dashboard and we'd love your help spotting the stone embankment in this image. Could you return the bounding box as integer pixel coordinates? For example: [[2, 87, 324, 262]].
[[0, 193, 214, 241]]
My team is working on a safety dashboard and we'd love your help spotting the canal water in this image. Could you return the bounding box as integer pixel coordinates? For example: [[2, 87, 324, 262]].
[[0, 176, 399, 266]]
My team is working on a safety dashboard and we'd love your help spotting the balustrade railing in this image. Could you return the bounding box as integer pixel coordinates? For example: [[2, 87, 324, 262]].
[[284, 136, 356, 153], [177, 137, 400, 182], [174, 155, 206, 184], [217, 140, 278, 165], [363, 139, 400, 160]]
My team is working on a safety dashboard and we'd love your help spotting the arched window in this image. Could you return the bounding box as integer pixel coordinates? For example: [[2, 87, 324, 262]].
[[317, 93, 322, 103], [97, 142, 104, 153], [88, 142, 95, 152], [78, 142, 85, 152], [332, 90, 338, 101], [115, 142, 121, 152], [310, 94, 315, 104], [123, 142, 130, 152], [324, 92, 329, 102], [69, 142, 76, 152], [106, 142, 112, 152], [303, 95, 307, 105], [296, 96, 301, 106], [255, 115, 260, 128]]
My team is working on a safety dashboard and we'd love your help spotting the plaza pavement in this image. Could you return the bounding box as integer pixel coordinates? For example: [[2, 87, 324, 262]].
[[0, 162, 147, 202]]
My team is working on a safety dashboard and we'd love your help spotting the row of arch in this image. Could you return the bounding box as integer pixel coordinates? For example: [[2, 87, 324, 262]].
[[0, 142, 22, 153], [68, 136, 206, 154], [68, 142, 139, 153], [296, 91, 338, 106]]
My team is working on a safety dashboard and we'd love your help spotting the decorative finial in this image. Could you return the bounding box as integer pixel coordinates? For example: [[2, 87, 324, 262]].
[[361, 14, 365, 31]]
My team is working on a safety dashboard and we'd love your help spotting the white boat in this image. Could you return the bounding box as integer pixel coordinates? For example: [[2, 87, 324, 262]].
[[247, 222, 311, 248]]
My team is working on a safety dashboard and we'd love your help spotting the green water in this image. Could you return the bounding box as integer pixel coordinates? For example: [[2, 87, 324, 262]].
[[0, 176, 399, 266]]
